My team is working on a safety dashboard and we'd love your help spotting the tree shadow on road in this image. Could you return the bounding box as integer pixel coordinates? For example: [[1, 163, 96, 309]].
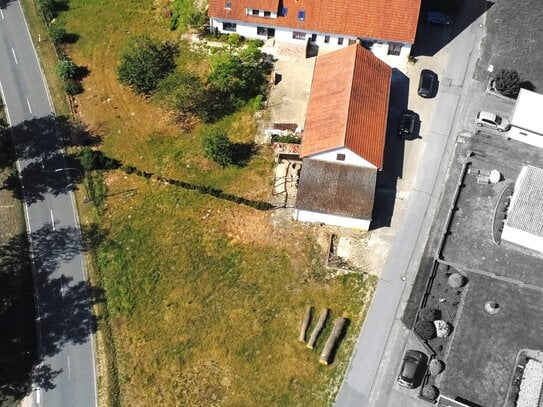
[[0, 224, 105, 403]]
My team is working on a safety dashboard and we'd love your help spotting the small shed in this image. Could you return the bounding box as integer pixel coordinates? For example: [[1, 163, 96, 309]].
[[509, 89, 543, 148], [501, 165, 543, 253]]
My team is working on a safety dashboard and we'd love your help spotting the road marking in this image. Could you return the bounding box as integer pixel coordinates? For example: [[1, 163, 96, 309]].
[[36, 388, 41, 403], [67, 355, 71, 379], [11, 48, 18, 64], [26, 98, 32, 113], [1, 9, 4, 19], [0, 81, 11, 124], [50, 209, 55, 230]]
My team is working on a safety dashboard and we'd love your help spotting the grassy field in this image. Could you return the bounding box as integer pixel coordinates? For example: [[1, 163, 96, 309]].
[[21, 0, 378, 405]]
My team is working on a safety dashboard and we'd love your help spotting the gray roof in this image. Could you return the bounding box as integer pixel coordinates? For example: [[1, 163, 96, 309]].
[[295, 159, 377, 219], [506, 165, 543, 237]]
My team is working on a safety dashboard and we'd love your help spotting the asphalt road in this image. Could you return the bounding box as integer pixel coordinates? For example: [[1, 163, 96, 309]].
[[0, 1, 98, 406]]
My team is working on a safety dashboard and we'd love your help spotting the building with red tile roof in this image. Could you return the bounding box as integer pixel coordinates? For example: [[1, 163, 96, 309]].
[[208, 0, 421, 60], [294, 44, 391, 230]]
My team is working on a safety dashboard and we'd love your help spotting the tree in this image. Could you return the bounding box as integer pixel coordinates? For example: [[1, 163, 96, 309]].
[[414, 320, 436, 341], [202, 128, 233, 167], [47, 23, 66, 45], [64, 79, 83, 96], [494, 69, 521, 98], [56, 58, 77, 80], [155, 71, 206, 119], [117, 36, 178, 95]]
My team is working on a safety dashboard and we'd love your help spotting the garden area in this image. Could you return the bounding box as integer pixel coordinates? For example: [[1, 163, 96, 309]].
[[18, 0, 378, 405]]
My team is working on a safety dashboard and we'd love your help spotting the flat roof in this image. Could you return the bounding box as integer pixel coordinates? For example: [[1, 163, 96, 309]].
[[506, 165, 543, 237], [511, 89, 543, 134]]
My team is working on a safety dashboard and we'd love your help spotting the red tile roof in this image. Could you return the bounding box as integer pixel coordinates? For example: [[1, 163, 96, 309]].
[[300, 44, 391, 169], [209, 0, 421, 44]]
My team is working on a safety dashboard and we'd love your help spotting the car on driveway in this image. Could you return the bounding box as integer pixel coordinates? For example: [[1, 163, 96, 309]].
[[418, 69, 438, 98], [476, 111, 510, 132], [397, 350, 426, 389], [424, 11, 453, 27], [398, 110, 418, 139]]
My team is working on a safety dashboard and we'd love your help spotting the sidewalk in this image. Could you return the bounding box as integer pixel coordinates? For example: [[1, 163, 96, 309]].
[[335, 2, 488, 405]]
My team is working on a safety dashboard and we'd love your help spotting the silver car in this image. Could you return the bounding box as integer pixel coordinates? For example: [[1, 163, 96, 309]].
[[476, 111, 510, 132]]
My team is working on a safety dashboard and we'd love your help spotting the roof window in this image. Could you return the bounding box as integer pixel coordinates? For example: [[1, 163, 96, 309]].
[[298, 10, 305, 21]]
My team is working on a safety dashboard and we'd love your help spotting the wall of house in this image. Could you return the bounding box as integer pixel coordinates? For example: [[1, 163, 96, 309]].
[[294, 209, 371, 230], [308, 147, 377, 169], [502, 225, 543, 253], [508, 126, 543, 149], [210, 18, 411, 60]]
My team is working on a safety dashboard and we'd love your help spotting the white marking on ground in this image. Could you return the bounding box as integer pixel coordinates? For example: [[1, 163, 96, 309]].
[[1, 9, 5, 19], [11, 48, 18, 64], [0, 81, 11, 124], [50, 209, 55, 230], [26, 98, 32, 113], [67, 355, 71, 379], [36, 388, 41, 403]]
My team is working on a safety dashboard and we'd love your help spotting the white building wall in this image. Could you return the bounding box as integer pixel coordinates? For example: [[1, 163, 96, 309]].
[[210, 18, 411, 63], [508, 126, 543, 149], [294, 209, 371, 230], [502, 225, 543, 253], [308, 147, 377, 169]]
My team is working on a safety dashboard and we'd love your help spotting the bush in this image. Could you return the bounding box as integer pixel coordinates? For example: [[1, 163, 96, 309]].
[[202, 128, 234, 167], [117, 35, 178, 95], [64, 79, 83, 95], [414, 320, 436, 341], [47, 23, 66, 45], [418, 307, 441, 322], [428, 359, 444, 375], [494, 69, 521, 98], [448, 273, 466, 288], [421, 385, 439, 401], [271, 134, 301, 144], [434, 320, 452, 338], [37, 0, 56, 22], [56, 58, 77, 80], [154, 71, 206, 119]]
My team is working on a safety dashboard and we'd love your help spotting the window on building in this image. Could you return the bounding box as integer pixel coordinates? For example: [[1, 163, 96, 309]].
[[263, 10, 271, 17], [338, 37, 344, 45], [223, 22, 237, 32], [257, 26, 267, 36], [298, 10, 305, 21], [292, 31, 306, 40], [311, 33, 317, 42], [336, 153, 346, 161], [348, 39, 356, 45], [225, 0, 231, 9], [280, 7, 288, 16], [324, 35, 330, 44], [251, 9, 259, 15], [388, 43, 402, 56]]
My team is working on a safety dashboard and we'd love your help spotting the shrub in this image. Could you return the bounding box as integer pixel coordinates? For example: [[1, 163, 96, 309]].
[[56, 58, 77, 80], [271, 134, 301, 144], [37, 0, 56, 22], [47, 23, 66, 45], [64, 79, 83, 95], [421, 385, 439, 401], [428, 359, 444, 375], [494, 69, 521, 98], [202, 128, 234, 167], [448, 273, 466, 288], [418, 307, 441, 322], [434, 320, 452, 338], [414, 320, 436, 341], [117, 35, 178, 95]]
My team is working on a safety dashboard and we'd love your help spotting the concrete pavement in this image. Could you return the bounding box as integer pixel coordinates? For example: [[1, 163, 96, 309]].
[[335, 1, 488, 406], [0, 1, 98, 406]]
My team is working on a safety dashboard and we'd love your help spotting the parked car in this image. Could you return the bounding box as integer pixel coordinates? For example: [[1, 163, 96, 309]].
[[425, 11, 452, 27], [418, 69, 438, 98], [398, 110, 418, 139], [476, 111, 510, 132], [397, 350, 426, 389]]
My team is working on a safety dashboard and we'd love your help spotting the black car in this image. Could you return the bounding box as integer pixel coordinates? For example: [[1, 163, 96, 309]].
[[398, 110, 418, 139], [397, 350, 426, 388], [418, 69, 438, 98]]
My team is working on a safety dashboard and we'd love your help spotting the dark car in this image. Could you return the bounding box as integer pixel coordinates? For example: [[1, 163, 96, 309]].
[[418, 69, 438, 98], [424, 11, 453, 27], [398, 110, 418, 139], [397, 350, 426, 388]]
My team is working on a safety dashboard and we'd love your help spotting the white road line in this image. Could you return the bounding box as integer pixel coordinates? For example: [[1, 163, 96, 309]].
[[1, 9, 5, 19], [50, 209, 55, 230], [11, 48, 18, 64], [67, 355, 71, 379], [36, 388, 41, 403], [26, 98, 32, 113]]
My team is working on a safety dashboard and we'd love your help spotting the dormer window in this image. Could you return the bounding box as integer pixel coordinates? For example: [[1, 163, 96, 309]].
[[280, 7, 288, 16], [298, 10, 305, 21]]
